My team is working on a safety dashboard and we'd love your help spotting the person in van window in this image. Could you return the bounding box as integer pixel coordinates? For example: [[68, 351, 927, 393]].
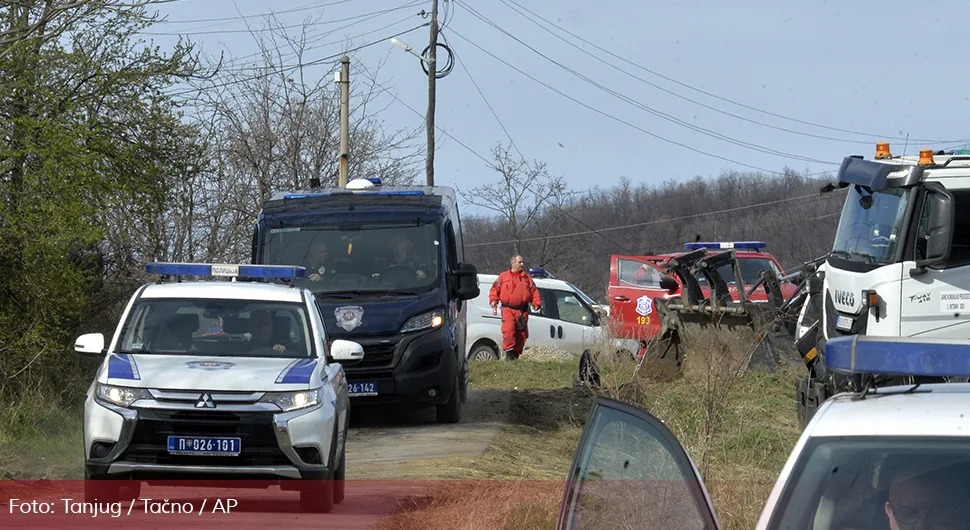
[[489, 255, 541, 360], [305, 239, 337, 283], [381, 234, 427, 280]]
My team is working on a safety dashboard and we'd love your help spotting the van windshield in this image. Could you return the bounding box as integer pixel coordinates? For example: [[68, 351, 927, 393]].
[[260, 222, 441, 295], [695, 257, 781, 285]]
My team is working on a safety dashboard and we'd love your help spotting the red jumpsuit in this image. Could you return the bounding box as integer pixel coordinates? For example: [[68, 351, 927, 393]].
[[489, 269, 542, 358]]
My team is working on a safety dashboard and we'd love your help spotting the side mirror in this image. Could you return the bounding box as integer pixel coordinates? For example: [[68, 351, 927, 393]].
[[659, 275, 679, 292], [913, 191, 954, 275], [330, 339, 364, 362], [454, 262, 480, 300], [74, 333, 105, 356]]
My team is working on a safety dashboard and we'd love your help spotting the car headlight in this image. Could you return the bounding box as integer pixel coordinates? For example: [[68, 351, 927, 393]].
[[260, 389, 320, 412], [95, 383, 151, 408], [400, 308, 445, 333]]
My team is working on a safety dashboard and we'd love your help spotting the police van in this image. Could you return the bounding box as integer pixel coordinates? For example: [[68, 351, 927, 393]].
[[466, 268, 636, 361], [249, 177, 480, 424], [75, 263, 359, 513], [553, 335, 970, 529]]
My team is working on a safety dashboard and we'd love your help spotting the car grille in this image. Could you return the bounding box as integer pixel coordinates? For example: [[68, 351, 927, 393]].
[[120, 410, 291, 467]]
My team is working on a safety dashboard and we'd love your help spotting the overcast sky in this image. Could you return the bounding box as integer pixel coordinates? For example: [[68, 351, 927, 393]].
[[141, 0, 970, 217]]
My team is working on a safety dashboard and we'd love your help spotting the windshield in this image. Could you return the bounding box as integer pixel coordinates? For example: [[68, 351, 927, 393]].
[[831, 185, 909, 265], [259, 222, 441, 295], [567, 282, 600, 307], [116, 298, 314, 358], [695, 257, 782, 285], [769, 437, 970, 530]]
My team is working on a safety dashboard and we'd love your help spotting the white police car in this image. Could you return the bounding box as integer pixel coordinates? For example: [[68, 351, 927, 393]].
[[75, 262, 363, 513], [553, 335, 970, 530]]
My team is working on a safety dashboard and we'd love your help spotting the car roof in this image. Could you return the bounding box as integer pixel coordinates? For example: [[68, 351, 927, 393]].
[[138, 281, 308, 303], [477, 273, 575, 291], [806, 383, 970, 438]]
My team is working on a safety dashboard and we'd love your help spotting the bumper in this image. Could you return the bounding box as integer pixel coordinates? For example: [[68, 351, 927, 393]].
[[83, 397, 334, 482], [338, 327, 458, 406]]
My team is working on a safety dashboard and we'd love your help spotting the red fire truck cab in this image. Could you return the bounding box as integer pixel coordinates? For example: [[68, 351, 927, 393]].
[[606, 241, 798, 346]]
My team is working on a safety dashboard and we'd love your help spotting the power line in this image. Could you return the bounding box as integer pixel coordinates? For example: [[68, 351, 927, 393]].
[[495, 0, 969, 146], [445, 27, 834, 181], [452, 1, 837, 167], [466, 188, 848, 247], [165, 23, 429, 98], [493, 0, 932, 148]]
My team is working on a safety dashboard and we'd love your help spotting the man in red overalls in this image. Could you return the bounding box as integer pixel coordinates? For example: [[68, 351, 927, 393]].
[[489, 255, 542, 360]]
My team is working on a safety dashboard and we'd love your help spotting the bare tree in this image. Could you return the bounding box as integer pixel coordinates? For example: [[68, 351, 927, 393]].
[[459, 143, 568, 257]]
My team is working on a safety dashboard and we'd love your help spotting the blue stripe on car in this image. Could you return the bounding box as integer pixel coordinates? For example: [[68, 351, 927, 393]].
[[107, 354, 140, 380], [276, 358, 317, 384]]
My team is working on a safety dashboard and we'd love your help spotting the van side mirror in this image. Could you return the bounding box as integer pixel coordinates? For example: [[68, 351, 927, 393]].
[[659, 275, 679, 292], [74, 333, 105, 356], [912, 190, 954, 275], [454, 262, 480, 300]]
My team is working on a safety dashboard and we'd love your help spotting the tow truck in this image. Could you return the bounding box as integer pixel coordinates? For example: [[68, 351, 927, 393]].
[[607, 241, 801, 365], [794, 143, 970, 427]]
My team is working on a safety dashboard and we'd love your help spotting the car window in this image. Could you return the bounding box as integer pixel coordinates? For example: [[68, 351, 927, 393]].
[[531, 288, 557, 318], [618, 259, 664, 288], [766, 437, 970, 530], [554, 290, 593, 326]]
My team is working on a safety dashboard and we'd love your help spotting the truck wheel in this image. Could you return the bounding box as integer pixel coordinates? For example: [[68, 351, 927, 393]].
[[469, 344, 499, 362], [436, 372, 461, 424]]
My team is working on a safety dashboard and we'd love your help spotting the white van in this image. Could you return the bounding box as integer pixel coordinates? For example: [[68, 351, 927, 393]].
[[465, 273, 636, 361]]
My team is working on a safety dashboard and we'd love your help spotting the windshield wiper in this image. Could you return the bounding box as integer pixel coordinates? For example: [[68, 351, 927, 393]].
[[319, 289, 420, 298], [829, 250, 876, 264]]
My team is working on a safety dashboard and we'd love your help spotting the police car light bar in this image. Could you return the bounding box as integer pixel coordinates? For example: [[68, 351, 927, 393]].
[[684, 241, 766, 250], [145, 262, 306, 279], [825, 335, 970, 378]]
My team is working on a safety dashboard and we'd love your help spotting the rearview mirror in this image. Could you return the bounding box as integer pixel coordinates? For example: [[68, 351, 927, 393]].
[[330, 339, 364, 362], [659, 275, 679, 292], [913, 189, 954, 274], [454, 262, 480, 300], [74, 333, 105, 356]]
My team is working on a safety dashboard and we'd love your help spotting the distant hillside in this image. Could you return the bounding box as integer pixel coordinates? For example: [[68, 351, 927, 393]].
[[461, 169, 847, 302]]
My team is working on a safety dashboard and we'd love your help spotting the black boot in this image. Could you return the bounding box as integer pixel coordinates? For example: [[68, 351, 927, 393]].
[[505, 349, 518, 361]]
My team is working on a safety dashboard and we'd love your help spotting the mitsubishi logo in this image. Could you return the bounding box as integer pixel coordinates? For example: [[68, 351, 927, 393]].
[[195, 392, 216, 409]]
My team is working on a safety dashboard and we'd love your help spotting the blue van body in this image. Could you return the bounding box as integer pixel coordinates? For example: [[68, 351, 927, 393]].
[[250, 180, 480, 423]]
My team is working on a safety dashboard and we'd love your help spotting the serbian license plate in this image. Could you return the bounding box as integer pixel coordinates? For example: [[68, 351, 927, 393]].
[[348, 381, 378, 396], [835, 316, 854, 331], [167, 436, 241, 456]]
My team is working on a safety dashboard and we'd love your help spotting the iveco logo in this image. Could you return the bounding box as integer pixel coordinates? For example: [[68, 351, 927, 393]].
[[834, 289, 856, 307], [195, 393, 216, 409]]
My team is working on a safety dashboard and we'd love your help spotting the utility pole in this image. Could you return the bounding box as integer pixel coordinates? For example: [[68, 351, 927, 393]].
[[425, 0, 438, 186], [338, 55, 350, 187]]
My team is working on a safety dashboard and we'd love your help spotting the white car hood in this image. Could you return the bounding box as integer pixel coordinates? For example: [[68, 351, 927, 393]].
[[100, 353, 321, 391]]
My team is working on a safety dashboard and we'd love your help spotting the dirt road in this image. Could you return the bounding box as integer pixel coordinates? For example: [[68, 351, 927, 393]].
[[346, 389, 511, 478]]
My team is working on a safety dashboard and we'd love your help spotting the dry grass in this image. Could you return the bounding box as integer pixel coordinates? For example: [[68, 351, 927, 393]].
[[377, 322, 806, 530], [0, 395, 83, 479]]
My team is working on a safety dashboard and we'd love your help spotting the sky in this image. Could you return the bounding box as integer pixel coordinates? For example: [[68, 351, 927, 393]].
[[138, 0, 970, 218]]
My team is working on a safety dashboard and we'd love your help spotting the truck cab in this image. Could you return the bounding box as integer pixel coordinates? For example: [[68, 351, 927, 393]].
[[250, 178, 480, 424], [796, 144, 970, 425]]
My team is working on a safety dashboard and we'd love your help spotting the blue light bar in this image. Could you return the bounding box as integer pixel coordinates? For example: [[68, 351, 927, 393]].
[[145, 262, 305, 279], [684, 241, 766, 250], [825, 335, 970, 378], [366, 177, 382, 185], [529, 267, 555, 279]]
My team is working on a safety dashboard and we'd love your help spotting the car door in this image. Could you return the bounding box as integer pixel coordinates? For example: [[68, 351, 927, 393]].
[[556, 396, 720, 530], [608, 255, 671, 342], [527, 287, 561, 349], [549, 288, 597, 354]]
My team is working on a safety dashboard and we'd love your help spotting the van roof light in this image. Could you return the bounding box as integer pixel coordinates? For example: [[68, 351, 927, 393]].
[[825, 335, 970, 377]]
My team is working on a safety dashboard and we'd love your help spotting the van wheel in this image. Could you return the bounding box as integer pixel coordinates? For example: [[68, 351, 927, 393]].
[[436, 372, 461, 424], [470, 344, 499, 362]]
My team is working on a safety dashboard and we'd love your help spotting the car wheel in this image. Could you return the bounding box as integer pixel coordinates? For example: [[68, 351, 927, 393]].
[[333, 431, 346, 505], [436, 371, 461, 424], [84, 469, 122, 504], [469, 344, 498, 362]]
